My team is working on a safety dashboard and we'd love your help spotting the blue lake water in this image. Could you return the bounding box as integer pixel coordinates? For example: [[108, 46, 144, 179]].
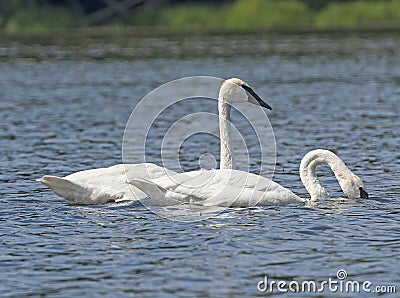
[[0, 32, 399, 296]]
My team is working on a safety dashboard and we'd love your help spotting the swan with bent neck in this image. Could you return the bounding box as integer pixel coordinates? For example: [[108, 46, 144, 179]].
[[39, 78, 271, 205], [131, 149, 368, 207]]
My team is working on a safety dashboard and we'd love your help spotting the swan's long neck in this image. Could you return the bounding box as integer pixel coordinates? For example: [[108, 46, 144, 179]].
[[218, 98, 234, 170], [299, 149, 351, 201]]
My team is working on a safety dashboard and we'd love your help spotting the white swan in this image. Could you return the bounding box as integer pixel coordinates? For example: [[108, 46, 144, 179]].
[[130, 149, 368, 207], [39, 78, 271, 204]]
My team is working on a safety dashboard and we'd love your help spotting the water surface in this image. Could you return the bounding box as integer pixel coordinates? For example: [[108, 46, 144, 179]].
[[0, 32, 399, 297]]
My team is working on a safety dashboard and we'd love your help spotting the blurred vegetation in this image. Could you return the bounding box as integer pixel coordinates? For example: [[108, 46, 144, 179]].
[[1, 0, 400, 32], [5, 7, 74, 31], [0, 1, 74, 30], [315, 0, 400, 28], [127, 0, 313, 29]]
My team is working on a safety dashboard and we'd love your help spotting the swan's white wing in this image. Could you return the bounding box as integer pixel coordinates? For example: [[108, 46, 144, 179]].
[[131, 179, 186, 206], [39, 163, 176, 205], [132, 169, 305, 207], [204, 181, 305, 207]]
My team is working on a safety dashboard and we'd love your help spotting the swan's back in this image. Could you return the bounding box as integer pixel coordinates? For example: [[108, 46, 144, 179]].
[[66, 163, 174, 184]]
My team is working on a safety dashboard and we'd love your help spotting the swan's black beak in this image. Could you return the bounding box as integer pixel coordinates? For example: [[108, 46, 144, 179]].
[[242, 85, 272, 110], [359, 187, 369, 199]]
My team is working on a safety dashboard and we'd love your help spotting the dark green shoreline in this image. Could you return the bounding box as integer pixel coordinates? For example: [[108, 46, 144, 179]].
[[2, 0, 400, 38], [1, 25, 399, 42]]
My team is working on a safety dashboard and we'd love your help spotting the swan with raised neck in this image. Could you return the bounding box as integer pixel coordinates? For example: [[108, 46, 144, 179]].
[[39, 77, 272, 205], [218, 78, 271, 169]]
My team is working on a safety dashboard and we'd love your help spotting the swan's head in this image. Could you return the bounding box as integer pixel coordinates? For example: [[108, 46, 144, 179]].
[[337, 172, 369, 199], [219, 78, 272, 109]]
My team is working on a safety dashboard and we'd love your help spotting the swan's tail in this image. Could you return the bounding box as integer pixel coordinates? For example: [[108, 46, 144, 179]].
[[39, 175, 87, 202], [129, 178, 180, 206], [38, 175, 116, 205]]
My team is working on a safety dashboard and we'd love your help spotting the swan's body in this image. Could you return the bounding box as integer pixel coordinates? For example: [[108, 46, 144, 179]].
[[131, 169, 305, 207], [39, 78, 271, 205], [131, 149, 368, 207]]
